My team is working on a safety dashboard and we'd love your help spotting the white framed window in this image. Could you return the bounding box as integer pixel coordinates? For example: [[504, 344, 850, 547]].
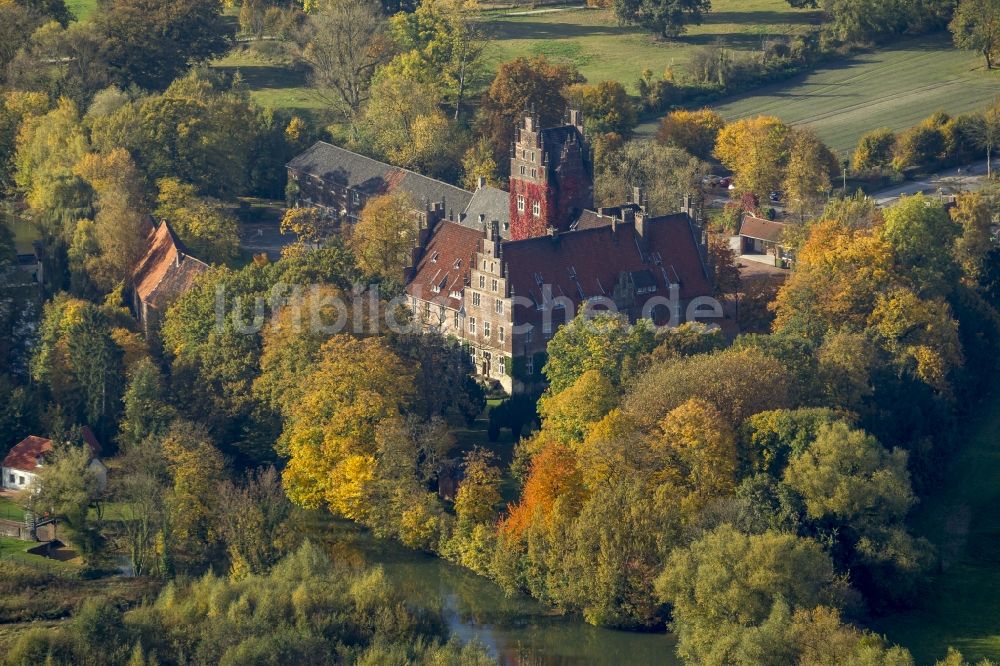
[[484, 322, 491, 338], [492, 279, 499, 293], [531, 167, 537, 178], [499, 326, 505, 342], [472, 292, 481, 307], [495, 298, 504, 314], [499, 356, 506, 375], [517, 195, 525, 212], [469, 317, 476, 334], [479, 275, 485, 288], [453, 311, 460, 329], [532, 201, 541, 217]]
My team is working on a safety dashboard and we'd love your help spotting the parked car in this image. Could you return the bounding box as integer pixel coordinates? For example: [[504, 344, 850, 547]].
[[769, 191, 782, 202], [702, 175, 722, 187], [719, 176, 733, 188]]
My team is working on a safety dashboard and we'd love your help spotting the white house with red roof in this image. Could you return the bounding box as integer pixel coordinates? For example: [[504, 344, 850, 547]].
[[1, 427, 107, 491]]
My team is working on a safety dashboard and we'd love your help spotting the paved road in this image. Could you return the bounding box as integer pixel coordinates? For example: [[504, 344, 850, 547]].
[[871, 159, 992, 206]]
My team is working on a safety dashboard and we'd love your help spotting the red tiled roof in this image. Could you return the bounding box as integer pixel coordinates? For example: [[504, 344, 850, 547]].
[[503, 213, 712, 329], [406, 221, 483, 310], [739, 216, 788, 244], [2, 429, 101, 472], [131, 222, 209, 312]]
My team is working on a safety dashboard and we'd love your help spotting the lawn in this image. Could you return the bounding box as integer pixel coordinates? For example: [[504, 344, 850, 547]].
[[211, 47, 337, 123], [872, 391, 1000, 662], [483, 1, 823, 92], [0, 497, 25, 523], [659, 33, 1000, 155], [66, 0, 99, 22]]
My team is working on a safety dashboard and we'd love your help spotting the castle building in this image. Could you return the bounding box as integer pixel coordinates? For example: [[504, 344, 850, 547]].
[[289, 110, 715, 394]]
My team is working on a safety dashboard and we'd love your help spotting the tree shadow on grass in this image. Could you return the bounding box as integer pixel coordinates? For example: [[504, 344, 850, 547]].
[[213, 64, 309, 91]]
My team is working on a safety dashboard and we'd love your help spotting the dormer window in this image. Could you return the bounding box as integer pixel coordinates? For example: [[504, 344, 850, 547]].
[[453, 259, 461, 269], [430, 251, 439, 263]]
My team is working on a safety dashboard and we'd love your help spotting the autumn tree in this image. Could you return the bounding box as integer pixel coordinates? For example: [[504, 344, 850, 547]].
[[594, 139, 706, 214], [160, 419, 227, 563], [537, 369, 618, 445], [295, 0, 389, 118], [852, 126, 896, 172], [349, 191, 418, 282], [279, 206, 336, 246], [461, 137, 501, 190], [965, 105, 1000, 178], [155, 177, 240, 263], [13, 97, 91, 232], [715, 115, 790, 200], [782, 127, 837, 222], [951, 191, 994, 280], [477, 56, 583, 171], [656, 108, 725, 159], [217, 466, 292, 578], [281, 335, 416, 520], [357, 72, 467, 181], [454, 448, 502, 526], [33, 439, 105, 559], [613, 0, 712, 38], [950, 0, 1000, 69], [879, 193, 959, 297], [565, 80, 638, 137], [387, 0, 491, 118], [650, 398, 738, 519], [501, 439, 585, 538]]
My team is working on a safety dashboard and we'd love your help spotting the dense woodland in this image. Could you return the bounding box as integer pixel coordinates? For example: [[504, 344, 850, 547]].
[[2, 0, 1000, 663]]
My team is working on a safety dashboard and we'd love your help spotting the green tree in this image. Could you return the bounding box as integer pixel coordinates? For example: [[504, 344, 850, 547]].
[[566, 80, 638, 138], [217, 466, 292, 578], [33, 439, 105, 560], [655, 524, 851, 665], [95, 0, 231, 90], [154, 177, 240, 263], [543, 311, 656, 394], [879, 193, 959, 297], [454, 448, 502, 526], [950, 0, 1000, 69], [119, 357, 177, 449], [537, 369, 618, 445], [613, 0, 712, 38]]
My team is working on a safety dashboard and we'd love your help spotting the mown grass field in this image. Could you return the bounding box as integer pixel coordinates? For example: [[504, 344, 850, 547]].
[[659, 34, 1000, 155], [873, 392, 1000, 662], [66, 0, 99, 22], [483, 0, 823, 91]]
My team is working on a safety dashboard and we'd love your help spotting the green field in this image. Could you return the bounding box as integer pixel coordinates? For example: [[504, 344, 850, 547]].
[[212, 47, 335, 121], [0, 497, 25, 523], [874, 392, 1000, 662], [658, 34, 1000, 155], [484, 1, 822, 91], [67, 0, 99, 22]]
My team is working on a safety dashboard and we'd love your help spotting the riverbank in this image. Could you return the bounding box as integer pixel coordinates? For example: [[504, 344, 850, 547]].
[[303, 514, 679, 665]]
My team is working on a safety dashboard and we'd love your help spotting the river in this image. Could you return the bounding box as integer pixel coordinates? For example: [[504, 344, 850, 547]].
[[303, 515, 680, 665]]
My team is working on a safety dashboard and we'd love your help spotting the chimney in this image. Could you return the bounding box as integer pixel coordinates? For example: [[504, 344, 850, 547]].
[[632, 186, 645, 209], [478, 213, 486, 228], [477, 176, 487, 189], [175, 251, 183, 268], [621, 207, 635, 226], [681, 193, 693, 219], [635, 209, 646, 238], [568, 108, 584, 132]]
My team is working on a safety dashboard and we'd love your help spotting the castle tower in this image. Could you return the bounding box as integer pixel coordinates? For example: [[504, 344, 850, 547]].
[[508, 108, 593, 240]]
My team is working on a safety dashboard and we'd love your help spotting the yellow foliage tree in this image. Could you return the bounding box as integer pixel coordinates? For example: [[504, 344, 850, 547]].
[[281, 335, 416, 518], [656, 108, 724, 159], [714, 115, 790, 200], [349, 191, 418, 281]]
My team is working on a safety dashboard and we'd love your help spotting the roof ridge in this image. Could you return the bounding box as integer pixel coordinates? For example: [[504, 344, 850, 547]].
[[292, 141, 473, 197]]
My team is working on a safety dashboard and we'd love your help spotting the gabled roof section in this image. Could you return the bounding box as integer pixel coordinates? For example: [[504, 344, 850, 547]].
[[739, 215, 788, 244], [461, 186, 511, 238], [503, 212, 712, 321], [287, 141, 474, 213], [132, 222, 209, 312], [3, 428, 102, 473], [406, 221, 483, 311]]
